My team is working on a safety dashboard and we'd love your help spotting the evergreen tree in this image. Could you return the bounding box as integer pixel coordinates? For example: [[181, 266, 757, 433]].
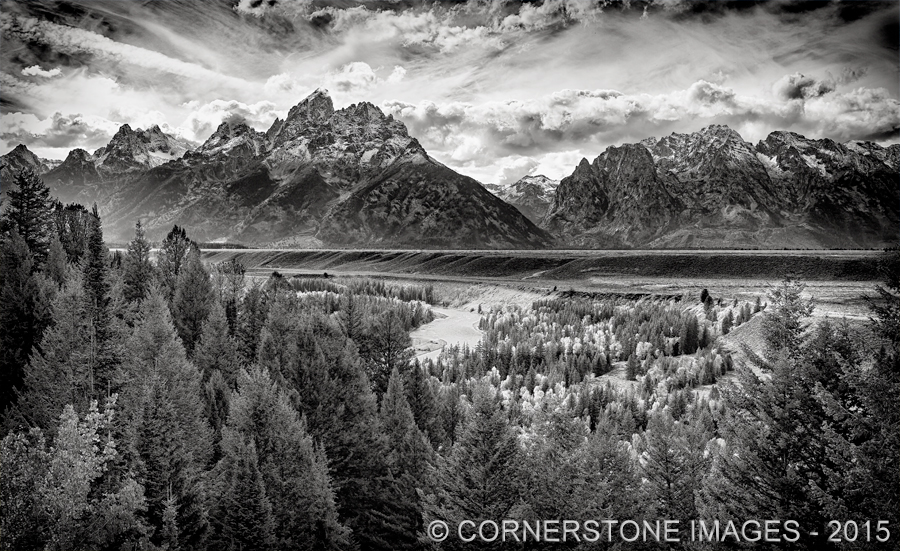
[[422, 385, 522, 547], [258, 306, 407, 550], [45, 232, 67, 288], [813, 249, 900, 533], [625, 353, 639, 380], [81, 205, 118, 398], [236, 280, 269, 364], [380, 368, 433, 549], [203, 370, 230, 461], [721, 308, 734, 335], [14, 271, 94, 431], [6, 169, 53, 266], [120, 289, 213, 546], [641, 410, 709, 520], [52, 203, 91, 265], [211, 258, 245, 332], [220, 367, 350, 549], [193, 301, 241, 386], [678, 314, 699, 355], [700, 280, 835, 549], [340, 292, 363, 342], [762, 277, 815, 354], [405, 362, 447, 448], [0, 230, 52, 414], [136, 377, 208, 549], [122, 221, 154, 303], [157, 225, 193, 301], [362, 309, 413, 397], [521, 398, 589, 520], [171, 247, 213, 355], [382, 368, 432, 482], [209, 433, 275, 551]]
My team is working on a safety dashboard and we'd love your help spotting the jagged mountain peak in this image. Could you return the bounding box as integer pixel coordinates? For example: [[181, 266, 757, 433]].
[[3, 144, 42, 169], [496, 174, 560, 225], [197, 119, 267, 158], [95, 123, 192, 173], [338, 101, 391, 122], [699, 123, 745, 140], [113, 123, 135, 136], [516, 174, 556, 186], [64, 148, 92, 162], [9, 143, 36, 156], [285, 88, 335, 123]]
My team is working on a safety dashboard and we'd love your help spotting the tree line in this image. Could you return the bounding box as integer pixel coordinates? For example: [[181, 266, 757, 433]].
[[1, 168, 898, 550]]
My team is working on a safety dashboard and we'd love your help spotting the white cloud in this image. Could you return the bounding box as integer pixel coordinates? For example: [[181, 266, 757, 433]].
[[21, 65, 61, 78], [385, 77, 900, 161], [386, 65, 406, 84], [316, 6, 503, 54], [181, 99, 284, 141], [327, 61, 379, 94], [495, 156, 539, 187], [0, 111, 119, 153]]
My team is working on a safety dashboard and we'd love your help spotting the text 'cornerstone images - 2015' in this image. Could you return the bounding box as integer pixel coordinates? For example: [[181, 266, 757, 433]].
[[1, 1, 898, 550]]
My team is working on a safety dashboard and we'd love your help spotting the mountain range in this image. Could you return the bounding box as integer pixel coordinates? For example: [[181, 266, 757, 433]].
[[1, 90, 897, 249], [545, 125, 899, 248]]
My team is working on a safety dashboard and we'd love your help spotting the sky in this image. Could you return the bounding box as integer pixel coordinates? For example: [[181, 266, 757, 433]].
[[1, 0, 898, 185]]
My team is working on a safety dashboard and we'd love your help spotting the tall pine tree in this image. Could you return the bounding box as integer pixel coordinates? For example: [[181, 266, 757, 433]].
[[0, 230, 52, 415], [157, 225, 193, 301], [220, 367, 350, 549], [208, 434, 275, 551], [122, 221, 154, 303], [81, 204, 118, 398], [171, 246, 213, 356], [193, 301, 241, 386], [6, 169, 53, 266], [120, 289, 213, 548], [380, 368, 433, 549], [422, 385, 522, 547], [13, 271, 94, 432]]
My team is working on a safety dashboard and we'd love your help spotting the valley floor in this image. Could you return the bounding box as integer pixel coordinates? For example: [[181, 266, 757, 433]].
[[202, 248, 882, 321]]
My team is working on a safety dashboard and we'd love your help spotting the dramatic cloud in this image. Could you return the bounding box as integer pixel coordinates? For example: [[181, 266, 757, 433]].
[[21, 65, 61, 78], [1, 0, 897, 183], [773, 73, 835, 100], [495, 156, 540, 187], [0, 12, 253, 91], [0, 111, 118, 153], [385, 77, 900, 167], [181, 99, 284, 141]]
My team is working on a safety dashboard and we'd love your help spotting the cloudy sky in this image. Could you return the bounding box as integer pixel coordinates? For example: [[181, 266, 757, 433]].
[[1, 0, 898, 185]]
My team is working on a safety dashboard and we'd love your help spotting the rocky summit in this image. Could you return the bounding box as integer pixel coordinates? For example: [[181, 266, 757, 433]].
[[545, 125, 899, 249]]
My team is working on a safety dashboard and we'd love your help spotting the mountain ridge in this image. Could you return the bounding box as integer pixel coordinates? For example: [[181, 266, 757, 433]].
[[545, 125, 899, 249], [2, 95, 896, 249], [1, 89, 548, 248]]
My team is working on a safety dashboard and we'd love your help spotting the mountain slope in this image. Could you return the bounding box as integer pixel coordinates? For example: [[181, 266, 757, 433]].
[[318, 150, 551, 248], [495, 175, 558, 224]]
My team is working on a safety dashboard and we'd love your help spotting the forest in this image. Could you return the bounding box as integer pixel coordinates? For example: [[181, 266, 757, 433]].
[[1, 168, 898, 551]]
